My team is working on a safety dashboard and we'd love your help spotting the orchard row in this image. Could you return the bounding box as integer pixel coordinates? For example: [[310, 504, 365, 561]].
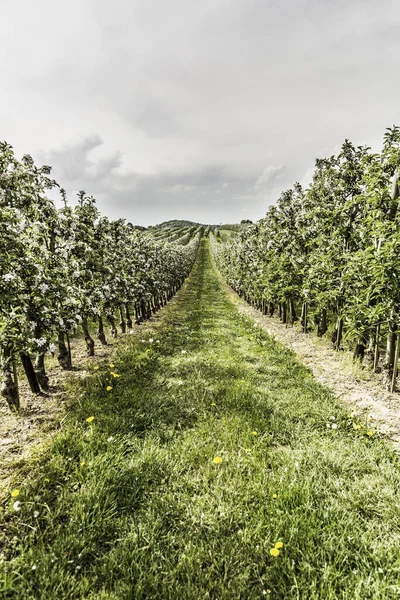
[[213, 126, 400, 391], [0, 142, 200, 411]]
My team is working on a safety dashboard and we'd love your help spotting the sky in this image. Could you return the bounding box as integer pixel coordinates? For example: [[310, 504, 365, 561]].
[[1, 0, 400, 226]]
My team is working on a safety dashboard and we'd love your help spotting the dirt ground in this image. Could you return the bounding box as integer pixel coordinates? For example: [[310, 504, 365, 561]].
[[0, 333, 117, 490], [226, 287, 400, 455]]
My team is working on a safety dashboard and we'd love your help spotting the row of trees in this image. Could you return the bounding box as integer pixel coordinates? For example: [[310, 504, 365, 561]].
[[212, 126, 400, 391], [1, 142, 200, 411]]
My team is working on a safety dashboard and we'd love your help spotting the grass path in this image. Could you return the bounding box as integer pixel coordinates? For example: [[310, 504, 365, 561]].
[[1, 239, 400, 599]]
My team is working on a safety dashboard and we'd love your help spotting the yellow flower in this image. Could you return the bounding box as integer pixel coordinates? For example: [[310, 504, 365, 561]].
[[211, 402, 216, 406], [275, 541, 283, 549], [367, 431, 374, 436], [272, 494, 277, 499], [106, 386, 112, 391], [112, 373, 120, 378], [213, 456, 223, 464], [86, 416, 95, 423], [11, 489, 20, 498], [93, 366, 99, 371], [251, 431, 258, 436], [353, 424, 360, 430], [80, 461, 85, 467], [109, 363, 115, 368], [270, 548, 280, 557]]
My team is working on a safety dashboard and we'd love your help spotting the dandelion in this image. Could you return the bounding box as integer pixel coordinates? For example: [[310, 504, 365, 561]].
[[367, 431, 374, 436], [272, 494, 277, 499], [93, 366, 99, 371], [80, 461, 85, 467], [275, 541, 283, 549], [211, 402, 216, 406], [270, 547, 280, 557], [251, 431, 258, 436], [213, 456, 223, 464], [353, 424, 361, 430], [11, 489, 20, 498], [111, 373, 120, 378], [109, 363, 115, 368], [106, 386, 112, 391], [13, 501, 21, 512], [86, 416, 95, 423]]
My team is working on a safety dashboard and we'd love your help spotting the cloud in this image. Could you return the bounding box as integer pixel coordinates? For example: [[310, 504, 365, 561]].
[[1, 0, 400, 224], [253, 165, 286, 192]]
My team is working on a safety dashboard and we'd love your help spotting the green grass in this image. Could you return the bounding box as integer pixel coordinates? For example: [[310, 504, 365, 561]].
[[1, 239, 400, 599]]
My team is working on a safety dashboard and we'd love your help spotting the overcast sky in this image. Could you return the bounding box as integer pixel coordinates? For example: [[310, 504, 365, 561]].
[[1, 0, 399, 226]]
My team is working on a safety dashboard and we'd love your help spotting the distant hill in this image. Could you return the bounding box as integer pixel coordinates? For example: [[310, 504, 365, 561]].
[[153, 220, 205, 229]]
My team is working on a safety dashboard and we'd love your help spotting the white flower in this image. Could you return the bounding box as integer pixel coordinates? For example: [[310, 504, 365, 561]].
[[33, 510, 40, 518], [35, 338, 47, 348], [330, 416, 336, 421], [181, 350, 187, 354], [326, 423, 331, 428], [48, 343, 56, 354], [149, 338, 154, 343], [3, 273, 15, 281], [331, 423, 338, 430], [31, 565, 37, 571], [177, 380, 183, 385], [107, 436, 114, 442], [39, 283, 49, 293], [13, 501, 21, 511]]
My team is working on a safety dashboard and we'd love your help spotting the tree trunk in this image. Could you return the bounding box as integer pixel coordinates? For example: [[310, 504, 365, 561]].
[[301, 302, 307, 333], [20, 352, 41, 394], [1, 356, 19, 411], [82, 318, 95, 356], [107, 314, 118, 338], [332, 316, 343, 351], [57, 331, 72, 369], [317, 308, 327, 337], [134, 304, 141, 325], [383, 317, 397, 389], [289, 299, 298, 325], [269, 303, 275, 317], [125, 303, 133, 329], [353, 334, 367, 363], [119, 305, 126, 334], [34, 353, 49, 390], [281, 302, 287, 325], [97, 316, 108, 345]]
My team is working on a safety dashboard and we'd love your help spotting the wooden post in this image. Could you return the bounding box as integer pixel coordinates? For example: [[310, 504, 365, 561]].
[[390, 330, 400, 393], [373, 323, 380, 372]]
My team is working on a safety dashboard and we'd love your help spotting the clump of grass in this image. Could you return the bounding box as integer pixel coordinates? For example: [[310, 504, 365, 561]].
[[1, 239, 400, 599]]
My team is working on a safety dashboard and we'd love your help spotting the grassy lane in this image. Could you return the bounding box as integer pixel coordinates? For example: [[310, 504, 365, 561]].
[[1, 239, 400, 599]]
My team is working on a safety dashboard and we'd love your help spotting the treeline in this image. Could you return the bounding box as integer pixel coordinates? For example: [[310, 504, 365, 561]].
[[213, 126, 400, 391], [0, 142, 200, 411]]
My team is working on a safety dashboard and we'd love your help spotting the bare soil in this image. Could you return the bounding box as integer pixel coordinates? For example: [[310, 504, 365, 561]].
[[226, 286, 400, 455], [0, 333, 116, 490]]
